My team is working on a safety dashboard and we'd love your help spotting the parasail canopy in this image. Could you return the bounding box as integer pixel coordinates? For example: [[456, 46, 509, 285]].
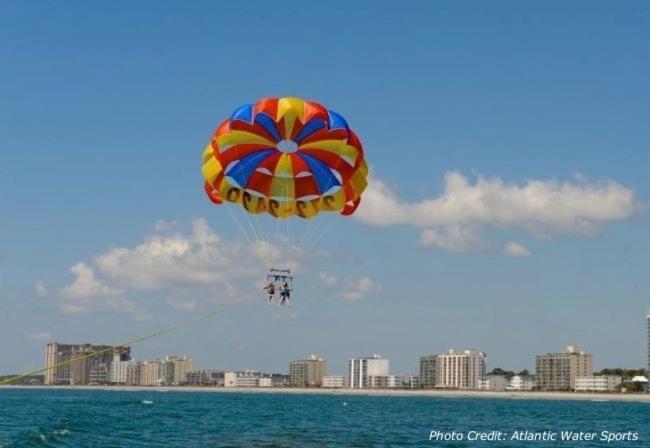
[[201, 97, 368, 219]]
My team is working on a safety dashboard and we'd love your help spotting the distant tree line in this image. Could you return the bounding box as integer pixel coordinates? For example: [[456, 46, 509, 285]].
[[597, 368, 645, 378], [0, 375, 44, 385], [488, 368, 530, 377]]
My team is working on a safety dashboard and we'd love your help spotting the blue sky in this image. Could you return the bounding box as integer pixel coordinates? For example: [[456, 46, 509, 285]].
[[1, 1, 649, 375]]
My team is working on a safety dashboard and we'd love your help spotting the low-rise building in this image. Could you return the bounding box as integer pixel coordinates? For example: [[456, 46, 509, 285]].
[[477, 375, 509, 391], [224, 370, 261, 387], [258, 377, 273, 387], [186, 370, 224, 387], [507, 375, 534, 391], [322, 375, 345, 388], [575, 376, 622, 392]]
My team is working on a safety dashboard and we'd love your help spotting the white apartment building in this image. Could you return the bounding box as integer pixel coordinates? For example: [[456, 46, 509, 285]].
[[224, 370, 261, 387], [436, 349, 486, 389], [258, 377, 273, 387], [322, 375, 345, 388], [110, 357, 131, 384], [575, 376, 622, 392], [507, 375, 534, 391], [347, 355, 389, 389]]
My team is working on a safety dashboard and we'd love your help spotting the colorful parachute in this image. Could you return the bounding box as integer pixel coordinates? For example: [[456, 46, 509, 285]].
[[201, 97, 368, 219]]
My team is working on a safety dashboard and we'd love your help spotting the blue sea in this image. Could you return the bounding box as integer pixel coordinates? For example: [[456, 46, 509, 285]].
[[1, 389, 649, 447]]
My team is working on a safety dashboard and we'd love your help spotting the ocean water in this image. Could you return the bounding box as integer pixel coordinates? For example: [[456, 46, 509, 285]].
[[0, 389, 649, 447]]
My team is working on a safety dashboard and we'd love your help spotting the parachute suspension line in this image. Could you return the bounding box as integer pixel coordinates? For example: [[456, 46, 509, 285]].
[[305, 214, 337, 255], [0, 302, 238, 386], [229, 140, 269, 267], [297, 215, 315, 250], [284, 180, 292, 269], [225, 207, 271, 268]]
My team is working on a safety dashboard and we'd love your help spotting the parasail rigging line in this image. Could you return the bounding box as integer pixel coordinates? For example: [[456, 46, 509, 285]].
[[0, 302, 238, 386]]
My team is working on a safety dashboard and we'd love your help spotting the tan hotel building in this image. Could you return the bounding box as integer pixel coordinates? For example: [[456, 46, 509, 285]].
[[535, 345, 593, 391]]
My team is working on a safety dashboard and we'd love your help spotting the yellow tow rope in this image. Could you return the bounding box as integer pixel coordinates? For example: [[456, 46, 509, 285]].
[[0, 303, 238, 386]]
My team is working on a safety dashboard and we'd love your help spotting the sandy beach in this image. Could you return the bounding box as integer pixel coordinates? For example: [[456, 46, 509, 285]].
[[3, 385, 649, 403]]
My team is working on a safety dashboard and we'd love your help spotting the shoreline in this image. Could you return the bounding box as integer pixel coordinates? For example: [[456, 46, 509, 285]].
[[2, 385, 649, 402]]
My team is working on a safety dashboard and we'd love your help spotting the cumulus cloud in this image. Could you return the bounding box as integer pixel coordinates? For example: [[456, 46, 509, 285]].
[[504, 242, 532, 257], [420, 225, 487, 252], [58, 262, 149, 318], [94, 219, 258, 290], [35, 280, 47, 298], [57, 219, 277, 318], [60, 262, 123, 301], [356, 171, 638, 253], [320, 272, 381, 301], [319, 271, 338, 287]]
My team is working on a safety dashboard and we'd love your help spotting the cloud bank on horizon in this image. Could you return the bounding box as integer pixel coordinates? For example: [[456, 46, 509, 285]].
[[355, 171, 639, 254]]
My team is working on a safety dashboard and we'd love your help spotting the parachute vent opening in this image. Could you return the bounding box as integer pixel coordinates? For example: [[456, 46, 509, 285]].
[[276, 139, 298, 153]]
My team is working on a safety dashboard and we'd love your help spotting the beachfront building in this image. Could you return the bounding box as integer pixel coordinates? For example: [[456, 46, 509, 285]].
[[259, 377, 273, 387], [419, 355, 437, 388], [186, 370, 224, 387], [477, 374, 509, 391], [507, 375, 534, 391], [44, 343, 131, 385], [289, 354, 327, 387], [575, 376, 622, 392], [322, 375, 345, 388], [402, 374, 419, 389], [535, 345, 594, 391], [347, 354, 389, 389], [126, 361, 142, 386], [162, 355, 195, 385], [435, 349, 486, 389], [224, 370, 261, 387], [89, 363, 110, 385], [139, 360, 163, 386], [367, 374, 402, 388], [647, 314, 650, 374], [271, 374, 291, 387], [110, 350, 133, 384]]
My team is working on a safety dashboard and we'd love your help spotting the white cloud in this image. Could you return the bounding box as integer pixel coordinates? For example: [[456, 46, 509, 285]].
[[319, 271, 338, 286], [320, 272, 381, 301], [35, 280, 47, 298], [94, 219, 258, 290], [504, 242, 532, 257], [420, 225, 487, 252], [168, 298, 199, 311], [28, 331, 52, 341], [58, 262, 150, 319], [57, 219, 281, 318], [356, 171, 638, 253], [60, 262, 123, 300]]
